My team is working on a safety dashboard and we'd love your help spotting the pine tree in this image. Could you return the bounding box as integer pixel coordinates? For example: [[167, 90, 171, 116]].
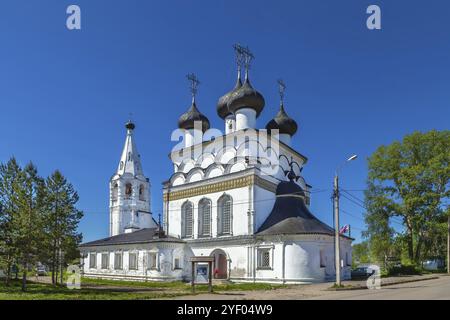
[[0, 158, 22, 286], [43, 170, 83, 285], [14, 162, 45, 291]]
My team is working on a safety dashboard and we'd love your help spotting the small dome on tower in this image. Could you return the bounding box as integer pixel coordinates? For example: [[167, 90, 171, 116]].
[[178, 101, 210, 133], [179, 73, 210, 133], [266, 103, 298, 136], [227, 77, 265, 117], [125, 120, 135, 130]]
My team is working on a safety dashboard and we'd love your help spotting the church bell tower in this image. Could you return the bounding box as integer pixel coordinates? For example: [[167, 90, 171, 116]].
[[109, 120, 156, 236]]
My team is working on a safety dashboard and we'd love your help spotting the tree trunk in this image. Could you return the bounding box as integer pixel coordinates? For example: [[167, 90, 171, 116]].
[[407, 229, 414, 262], [51, 242, 56, 285], [55, 246, 59, 285], [414, 236, 423, 265], [5, 262, 11, 286], [21, 264, 27, 292], [60, 247, 63, 285]]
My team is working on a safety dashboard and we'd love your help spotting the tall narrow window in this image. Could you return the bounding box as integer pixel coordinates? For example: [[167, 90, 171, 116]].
[[129, 252, 138, 270], [181, 201, 193, 238], [198, 198, 212, 237], [174, 258, 181, 269], [112, 183, 118, 201], [125, 183, 132, 199], [147, 252, 158, 270], [320, 249, 326, 268], [89, 252, 97, 269], [114, 252, 123, 270], [101, 253, 109, 269], [139, 184, 145, 201], [218, 194, 232, 235]]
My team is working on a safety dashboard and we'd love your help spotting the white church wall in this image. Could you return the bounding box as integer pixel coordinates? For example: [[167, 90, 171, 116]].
[[284, 241, 326, 282], [80, 243, 187, 282], [253, 186, 276, 232], [167, 186, 251, 239], [190, 243, 250, 280]]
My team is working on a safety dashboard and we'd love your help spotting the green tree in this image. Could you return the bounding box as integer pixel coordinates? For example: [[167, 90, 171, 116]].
[[364, 130, 450, 265], [14, 163, 46, 291], [42, 171, 83, 285], [363, 182, 397, 266], [352, 241, 370, 266], [0, 158, 22, 286]]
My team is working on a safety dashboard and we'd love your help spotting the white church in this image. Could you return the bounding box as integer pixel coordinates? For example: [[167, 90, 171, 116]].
[[79, 46, 352, 284]]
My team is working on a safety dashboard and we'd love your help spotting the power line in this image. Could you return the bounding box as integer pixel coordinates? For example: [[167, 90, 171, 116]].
[[81, 188, 329, 215], [341, 189, 365, 205], [340, 193, 367, 209], [340, 192, 404, 227], [340, 208, 365, 222]]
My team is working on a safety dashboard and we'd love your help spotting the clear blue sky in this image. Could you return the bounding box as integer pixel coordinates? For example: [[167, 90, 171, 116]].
[[1, 1, 449, 243]]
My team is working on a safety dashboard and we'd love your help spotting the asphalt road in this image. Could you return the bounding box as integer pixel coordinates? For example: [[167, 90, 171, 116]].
[[309, 276, 450, 300]]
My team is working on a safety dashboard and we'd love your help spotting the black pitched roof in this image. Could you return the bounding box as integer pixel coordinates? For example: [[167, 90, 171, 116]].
[[79, 228, 185, 247], [257, 180, 348, 238]]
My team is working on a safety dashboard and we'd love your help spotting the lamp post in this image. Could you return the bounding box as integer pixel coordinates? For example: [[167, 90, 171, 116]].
[[334, 154, 357, 286]]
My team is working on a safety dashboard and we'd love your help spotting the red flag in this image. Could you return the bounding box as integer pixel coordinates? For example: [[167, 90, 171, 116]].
[[339, 225, 349, 234]]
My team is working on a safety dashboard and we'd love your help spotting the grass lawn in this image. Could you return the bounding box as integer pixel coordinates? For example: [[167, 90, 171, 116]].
[[0, 277, 288, 300], [82, 277, 287, 292], [0, 279, 187, 300]]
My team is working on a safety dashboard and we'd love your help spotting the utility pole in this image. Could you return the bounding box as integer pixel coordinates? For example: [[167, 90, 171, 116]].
[[334, 174, 341, 286], [333, 154, 357, 286]]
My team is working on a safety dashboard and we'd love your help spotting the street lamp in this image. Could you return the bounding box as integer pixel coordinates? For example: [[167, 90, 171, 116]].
[[334, 154, 357, 286]]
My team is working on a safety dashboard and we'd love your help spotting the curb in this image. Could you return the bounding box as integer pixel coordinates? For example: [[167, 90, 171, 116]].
[[326, 276, 440, 291]]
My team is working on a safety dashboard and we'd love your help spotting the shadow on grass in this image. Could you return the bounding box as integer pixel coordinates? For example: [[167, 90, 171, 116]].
[[1, 277, 290, 300], [0, 279, 187, 300]]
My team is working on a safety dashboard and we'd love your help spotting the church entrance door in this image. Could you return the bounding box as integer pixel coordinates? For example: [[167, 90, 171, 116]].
[[210, 249, 228, 279]]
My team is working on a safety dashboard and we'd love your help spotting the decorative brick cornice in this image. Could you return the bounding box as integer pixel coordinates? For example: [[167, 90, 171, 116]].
[[163, 174, 277, 201]]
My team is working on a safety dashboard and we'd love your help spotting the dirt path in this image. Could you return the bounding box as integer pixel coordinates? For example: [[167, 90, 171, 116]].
[[167, 274, 444, 300], [31, 274, 445, 300]]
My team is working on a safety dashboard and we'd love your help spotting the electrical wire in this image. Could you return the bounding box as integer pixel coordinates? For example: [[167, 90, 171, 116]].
[[81, 188, 331, 215]]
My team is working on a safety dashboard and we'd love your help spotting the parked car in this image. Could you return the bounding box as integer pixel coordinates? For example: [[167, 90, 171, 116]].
[[423, 259, 445, 271], [36, 265, 47, 276], [351, 266, 375, 280]]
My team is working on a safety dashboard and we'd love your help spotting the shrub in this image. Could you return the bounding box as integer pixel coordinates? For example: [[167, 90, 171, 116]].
[[387, 264, 422, 276]]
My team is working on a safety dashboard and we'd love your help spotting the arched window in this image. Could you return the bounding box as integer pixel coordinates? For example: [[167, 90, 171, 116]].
[[198, 198, 212, 237], [125, 183, 132, 199], [218, 194, 232, 235], [181, 201, 193, 238], [112, 183, 118, 201], [139, 185, 145, 201]]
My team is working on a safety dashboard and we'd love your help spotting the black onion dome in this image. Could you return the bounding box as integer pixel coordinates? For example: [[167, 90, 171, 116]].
[[266, 104, 298, 136], [125, 120, 135, 130], [227, 77, 265, 117], [178, 101, 210, 132], [256, 180, 336, 236], [217, 76, 242, 119]]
